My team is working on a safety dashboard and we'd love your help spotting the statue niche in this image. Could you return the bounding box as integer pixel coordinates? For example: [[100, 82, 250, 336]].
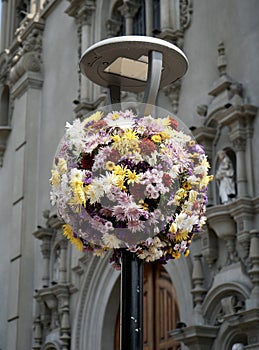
[[216, 150, 236, 204]]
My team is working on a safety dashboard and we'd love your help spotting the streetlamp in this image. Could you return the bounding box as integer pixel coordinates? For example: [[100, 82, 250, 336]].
[[79, 36, 188, 350]]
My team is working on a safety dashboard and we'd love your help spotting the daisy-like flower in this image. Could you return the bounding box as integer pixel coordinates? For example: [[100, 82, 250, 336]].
[[102, 233, 122, 248]]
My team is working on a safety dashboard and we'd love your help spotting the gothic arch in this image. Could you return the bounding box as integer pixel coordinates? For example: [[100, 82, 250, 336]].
[[213, 320, 248, 350], [71, 253, 190, 350], [164, 257, 193, 323], [71, 253, 120, 350], [202, 282, 250, 325]]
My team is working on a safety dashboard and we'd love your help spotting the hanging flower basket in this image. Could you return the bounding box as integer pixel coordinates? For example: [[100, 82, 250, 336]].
[[50, 107, 213, 268]]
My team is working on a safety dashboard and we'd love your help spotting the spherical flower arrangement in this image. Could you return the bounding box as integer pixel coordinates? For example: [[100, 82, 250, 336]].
[[50, 108, 213, 269]]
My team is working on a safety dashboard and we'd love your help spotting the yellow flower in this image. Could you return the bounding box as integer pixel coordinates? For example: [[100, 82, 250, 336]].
[[111, 134, 121, 143], [201, 157, 210, 169], [189, 190, 198, 202], [182, 182, 191, 190], [82, 111, 103, 125], [123, 130, 138, 141], [175, 230, 189, 242], [184, 249, 190, 257], [126, 169, 140, 184], [160, 132, 170, 140], [169, 223, 177, 234], [200, 175, 214, 188], [58, 158, 67, 174], [70, 177, 86, 205], [139, 200, 149, 210], [172, 251, 181, 259], [70, 236, 83, 252], [189, 140, 196, 147], [50, 168, 60, 187], [106, 161, 115, 171], [113, 165, 127, 176], [63, 224, 73, 239], [112, 112, 120, 120], [116, 175, 127, 190], [161, 116, 171, 126], [151, 134, 162, 143], [175, 188, 187, 199]]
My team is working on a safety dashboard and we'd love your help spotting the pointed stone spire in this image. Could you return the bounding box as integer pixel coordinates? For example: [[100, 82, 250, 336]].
[[217, 41, 227, 77]]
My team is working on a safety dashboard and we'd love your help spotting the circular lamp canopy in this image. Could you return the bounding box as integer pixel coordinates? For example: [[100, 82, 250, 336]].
[[79, 36, 188, 93]]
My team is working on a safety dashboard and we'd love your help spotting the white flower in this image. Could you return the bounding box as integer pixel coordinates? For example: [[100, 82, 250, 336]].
[[102, 233, 122, 248], [65, 119, 86, 154], [85, 178, 105, 204], [174, 212, 187, 229]]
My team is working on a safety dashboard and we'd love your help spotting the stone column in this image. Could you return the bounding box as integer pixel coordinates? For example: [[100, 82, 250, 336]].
[[145, 0, 153, 36], [119, 0, 139, 35], [160, 0, 179, 31], [246, 123, 255, 197], [32, 316, 42, 350], [232, 137, 248, 198], [60, 304, 70, 350], [77, 3, 95, 102], [191, 254, 206, 324], [6, 22, 44, 350], [59, 239, 68, 284], [40, 233, 52, 287], [247, 230, 259, 308], [1, 0, 8, 50]]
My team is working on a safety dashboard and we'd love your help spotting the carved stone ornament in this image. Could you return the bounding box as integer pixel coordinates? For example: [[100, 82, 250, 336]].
[[180, 0, 193, 30], [0, 51, 9, 83], [10, 23, 44, 85], [163, 80, 181, 114], [33, 212, 71, 349], [65, 0, 96, 19], [118, 0, 140, 19]]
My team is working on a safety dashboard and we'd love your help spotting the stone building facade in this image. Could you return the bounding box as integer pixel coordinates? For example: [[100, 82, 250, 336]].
[[0, 1, 259, 350]]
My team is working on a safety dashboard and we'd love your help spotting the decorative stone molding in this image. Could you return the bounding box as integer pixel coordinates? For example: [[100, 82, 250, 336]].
[[163, 80, 181, 114], [180, 0, 193, 30], [191, 254, 206, 324], [66, 0, 96, 104], [118, 0, 139, 19], [207, 205, 238, 265], [228, 198, 254, 259], [65, 0, 96, 20], [247, 230, 259, 308], [105, 18, 122, 38], [33, 211, 71, 350], [0, 51, 9, 84], [170, 325, 219, 350], [200, 226, 218, 268], [158, 0, 192, 48], [73, 94, 106, 119], [9, 20, 44, 86]]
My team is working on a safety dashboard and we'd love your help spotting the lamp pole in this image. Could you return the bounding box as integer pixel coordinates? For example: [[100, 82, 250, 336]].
[[121, 250, 143, 350], [79, 36, 188, 350]]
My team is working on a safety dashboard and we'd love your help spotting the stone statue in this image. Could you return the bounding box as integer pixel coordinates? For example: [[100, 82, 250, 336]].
[[53, 246, 61, 283], [232, 344, 244, 350], [216, 150, 236, 204]]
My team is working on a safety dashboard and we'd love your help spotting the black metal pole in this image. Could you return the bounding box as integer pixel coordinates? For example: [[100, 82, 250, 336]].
[[120, 249, 144, 350]]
